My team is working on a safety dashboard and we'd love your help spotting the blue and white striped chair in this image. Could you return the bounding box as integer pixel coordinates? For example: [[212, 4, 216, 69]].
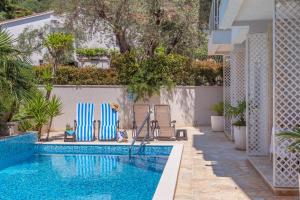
[[98, 103, 119, 141], [75, 103, 95, 141]]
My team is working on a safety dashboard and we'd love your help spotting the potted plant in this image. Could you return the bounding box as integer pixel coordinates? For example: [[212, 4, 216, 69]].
[[228, 100, 247, 150], [0, 93, 20, 136], [210, 102, 224, 132], [277, 128, 300, 189]]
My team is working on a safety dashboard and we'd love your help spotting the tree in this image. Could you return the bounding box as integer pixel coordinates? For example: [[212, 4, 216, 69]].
[[46, 95, 62, 141], [43, 32, 74, 99], [52, 0, 206, 58], [44, 32, 74, 76]]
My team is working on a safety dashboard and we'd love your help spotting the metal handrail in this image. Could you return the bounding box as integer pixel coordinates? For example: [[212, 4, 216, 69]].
[[129, 111, 152, 156]]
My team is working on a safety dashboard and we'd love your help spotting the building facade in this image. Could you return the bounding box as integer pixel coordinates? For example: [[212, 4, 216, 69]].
[[0, 11, 117, 68], [208, 0, 300, 193]]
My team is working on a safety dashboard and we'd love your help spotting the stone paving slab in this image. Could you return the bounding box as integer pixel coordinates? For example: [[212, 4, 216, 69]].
[[174, 127, 298, 200]]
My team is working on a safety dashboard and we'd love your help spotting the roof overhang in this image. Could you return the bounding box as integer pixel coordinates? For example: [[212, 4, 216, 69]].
[[219, 0, 273, 29], [208, 30, 233, 55]]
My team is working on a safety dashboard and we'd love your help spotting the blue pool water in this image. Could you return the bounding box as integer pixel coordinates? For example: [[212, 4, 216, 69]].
[[0, 134, 172, 200], [0, 154, 168, 200]]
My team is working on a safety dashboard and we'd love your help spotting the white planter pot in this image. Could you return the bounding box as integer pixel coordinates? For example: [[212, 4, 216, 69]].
[[211, 116, 224, 132], [233, 126, 246, 150]]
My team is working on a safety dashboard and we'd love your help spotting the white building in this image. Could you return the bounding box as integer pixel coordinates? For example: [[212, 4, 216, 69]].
[[0, 11, 117, 68], [208, 0, 299, 195]]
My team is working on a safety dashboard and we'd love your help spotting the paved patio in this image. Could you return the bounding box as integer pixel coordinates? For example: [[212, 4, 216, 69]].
[[174, 127, 298, 200], [44, 127, 298, 200]]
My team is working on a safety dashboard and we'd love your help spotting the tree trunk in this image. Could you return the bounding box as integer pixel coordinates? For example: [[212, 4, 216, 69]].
[[5, 99, 18, 122], [45, 91, 51, 100], [46, 117, 53, 141], [115, 29, 131, 53], [147, 40, 159, 58], [38, 126, 43, 141], [52, 61, 57, 78]]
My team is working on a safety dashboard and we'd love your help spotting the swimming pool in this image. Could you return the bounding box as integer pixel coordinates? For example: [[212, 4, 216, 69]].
[[0, 133, 182, 200]]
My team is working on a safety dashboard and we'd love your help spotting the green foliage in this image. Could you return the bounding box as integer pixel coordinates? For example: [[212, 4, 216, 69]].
[[0, 29, 35, 122], [190, 60, 223, 86], [44, 33, 74, 54], [34, 65, 119, 85], [53, 0, 207, 57], [47, 95, 63, 119], [34, 52, 223, 91], [0, 2, 32, 20], [127, 53, 190, 101], [211, 102, 224, 116], [227, 100, 246, 127], [46, 95, 63, 140], [194, 46, 208, 60], [44, 32, 74, 80], [0, 0, 51, 21], [17, 91, 49, 139], [15, 91, 63, 140], [76, 48, 109, 57], [112, 51, 139, 85], [277, 128, 300, 153], [18, 0, 51, 13], [16, 27, 43, 60], [66, 123, 72, 131]]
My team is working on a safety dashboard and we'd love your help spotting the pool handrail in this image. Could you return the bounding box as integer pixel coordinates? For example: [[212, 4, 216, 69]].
[[129, 110, 152, 156]]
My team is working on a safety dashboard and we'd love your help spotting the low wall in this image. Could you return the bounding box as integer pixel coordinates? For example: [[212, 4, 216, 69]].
[[50, 85, 223, 130], [0, 133, 37, 169]]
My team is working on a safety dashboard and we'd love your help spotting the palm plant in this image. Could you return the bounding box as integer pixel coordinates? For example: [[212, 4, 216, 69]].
[[0, 29, 35, 122], [44, 32, 74, 76], [41, 67, 53, 100], [23, 92, 49, 139], [227, 100, 246, 126], [277, 128, 300, 152], [211, 102, 224, 116], [46, 95, 63, 141]]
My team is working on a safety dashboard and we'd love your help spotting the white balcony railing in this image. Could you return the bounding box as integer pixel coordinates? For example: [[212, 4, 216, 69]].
[[209, 0, 220, 32]]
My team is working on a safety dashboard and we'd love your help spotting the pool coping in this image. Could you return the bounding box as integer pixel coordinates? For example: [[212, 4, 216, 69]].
[[153, 143, 183, 200], [36, 141, 184, 200]]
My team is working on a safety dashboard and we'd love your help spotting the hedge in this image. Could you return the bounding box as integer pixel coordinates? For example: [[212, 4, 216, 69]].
[[34, 59, 223, 86], [34, 66, 119, 85], [76, 48, 119, 57]]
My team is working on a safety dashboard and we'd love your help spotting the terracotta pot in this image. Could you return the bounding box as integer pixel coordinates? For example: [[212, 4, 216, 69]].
[[211, 116, 224, 132], [233, 126, 246, 150]]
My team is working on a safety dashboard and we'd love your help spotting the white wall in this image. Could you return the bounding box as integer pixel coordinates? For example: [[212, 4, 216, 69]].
[[1, 12, 54, 65], [49, 85, 223, 131], [0, 12, 117, 66]]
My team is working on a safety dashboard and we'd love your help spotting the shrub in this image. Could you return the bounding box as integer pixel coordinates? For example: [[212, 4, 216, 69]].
[[111, 51, 139, 85], [76, 48, 120, 57], [190, 60, 223, 86], [34, 65, 119, 85], [33, 54, 223, 88], [76, 48, 108, 57], [128, 53, 190, 101]]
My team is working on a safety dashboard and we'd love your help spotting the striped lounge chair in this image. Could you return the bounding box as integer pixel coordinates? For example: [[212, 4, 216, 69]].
[[98, 103, 119, 141], [74, 103, 95, 141]]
